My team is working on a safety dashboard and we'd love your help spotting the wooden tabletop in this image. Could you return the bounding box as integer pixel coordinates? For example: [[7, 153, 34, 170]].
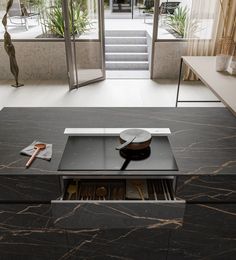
[[0, 107, 235, 176], [182, 56, 236, 115]]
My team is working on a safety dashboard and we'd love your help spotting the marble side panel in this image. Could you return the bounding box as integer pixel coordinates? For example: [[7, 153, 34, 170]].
[[66, 228, 171, 260], [168, 204, 236, 259], [51, 201, 185, 229], [0, 203, 70, 260], [0, 203, 235, 259], [176, 176, 236, 202], [0, 176, 61, 201], [0, 203, 174, 260]]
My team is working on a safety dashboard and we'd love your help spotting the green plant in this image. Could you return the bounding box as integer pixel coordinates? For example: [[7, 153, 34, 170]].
[[166, 6, 198, 38], [45, 1, 92, 38], [104, 0, 109, 9], [22, 0, 44, 7]]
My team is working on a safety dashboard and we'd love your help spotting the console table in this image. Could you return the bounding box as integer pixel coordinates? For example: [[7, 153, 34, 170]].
[[176, 56, 236, 115], [0, 107, 235, 259]]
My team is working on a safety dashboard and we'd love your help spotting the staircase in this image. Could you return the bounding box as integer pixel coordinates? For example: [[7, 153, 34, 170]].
[[105, 30, 149, 71]]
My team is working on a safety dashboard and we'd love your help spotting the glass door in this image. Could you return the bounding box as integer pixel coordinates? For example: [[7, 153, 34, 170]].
[[105, 0, 154, 19], [62, 0, 105, 90], [104, 0, 133, 19], [112, 0, 132, 13]]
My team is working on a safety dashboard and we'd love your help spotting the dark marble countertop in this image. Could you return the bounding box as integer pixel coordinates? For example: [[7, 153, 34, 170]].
[[0, 107, 236, 176]]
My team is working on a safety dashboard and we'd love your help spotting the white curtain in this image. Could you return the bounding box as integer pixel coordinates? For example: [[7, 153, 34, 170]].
[[185, 0, 219, 56], [216, 0, 236, 55], [184, 0, 236, 80]]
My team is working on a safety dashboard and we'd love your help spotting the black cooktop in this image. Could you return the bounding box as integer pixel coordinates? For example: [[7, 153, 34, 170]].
[[58, 136, 178, 171]]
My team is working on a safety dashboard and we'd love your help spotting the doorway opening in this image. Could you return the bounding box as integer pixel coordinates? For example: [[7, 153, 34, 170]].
[[63, 0, 157, 89], [104, 0, 154, 79]]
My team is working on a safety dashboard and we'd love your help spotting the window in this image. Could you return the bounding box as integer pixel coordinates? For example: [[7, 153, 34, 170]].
[[0, 0, 99, 40], [157, 0, 218, 40]]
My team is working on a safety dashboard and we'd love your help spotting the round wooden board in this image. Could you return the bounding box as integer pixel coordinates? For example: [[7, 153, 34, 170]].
[[120, 129, 151, 143]]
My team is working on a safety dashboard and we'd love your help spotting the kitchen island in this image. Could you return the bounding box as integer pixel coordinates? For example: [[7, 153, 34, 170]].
[[0, 107, 235, 259]]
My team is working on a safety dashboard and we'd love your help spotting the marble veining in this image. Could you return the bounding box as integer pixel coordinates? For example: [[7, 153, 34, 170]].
[[52, 202, 185, 229], [0, 203, 235, 259], [0, 107, 235, 176], [177, 175, 236, 202], [0, 108, 235, 259]]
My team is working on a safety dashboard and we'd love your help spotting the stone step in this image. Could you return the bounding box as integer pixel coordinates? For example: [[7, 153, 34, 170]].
[[105, 30, 146, 37], [105, 36, 147, 45], [106, 61, 149, 70], [105, 44, 148, 53], [106, 70, 150, 79], [105, 52, 149, 61]]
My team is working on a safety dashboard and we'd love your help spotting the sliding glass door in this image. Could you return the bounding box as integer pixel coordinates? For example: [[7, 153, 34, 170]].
[[62, 0, 105, 89]]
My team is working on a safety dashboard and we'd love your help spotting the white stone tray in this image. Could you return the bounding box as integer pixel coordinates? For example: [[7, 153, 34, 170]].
[[64, 128, 171, 136]]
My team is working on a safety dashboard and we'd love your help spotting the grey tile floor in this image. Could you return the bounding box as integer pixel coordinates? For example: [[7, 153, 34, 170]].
[[0, 79, 223, 110]]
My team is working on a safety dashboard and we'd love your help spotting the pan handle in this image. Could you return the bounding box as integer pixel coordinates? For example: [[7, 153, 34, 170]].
[[116, 136, 136, 150], [120, 158, 131, 170]]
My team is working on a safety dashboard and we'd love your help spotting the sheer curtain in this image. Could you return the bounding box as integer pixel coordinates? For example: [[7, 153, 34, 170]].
[[216, 0, 236, 55], [184, 0, 236, 80]]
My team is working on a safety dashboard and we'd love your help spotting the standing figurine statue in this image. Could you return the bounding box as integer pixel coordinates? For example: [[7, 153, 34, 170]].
[[2, 0, 23, 87]]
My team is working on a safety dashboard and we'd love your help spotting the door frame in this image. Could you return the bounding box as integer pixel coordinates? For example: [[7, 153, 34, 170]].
[[150, 0, 160, 79], [62, 0, 106, 90]]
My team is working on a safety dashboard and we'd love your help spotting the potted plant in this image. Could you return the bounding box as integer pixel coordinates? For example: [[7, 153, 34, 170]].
[[42, 0, 92, 38], [166, 6, 198, 39]]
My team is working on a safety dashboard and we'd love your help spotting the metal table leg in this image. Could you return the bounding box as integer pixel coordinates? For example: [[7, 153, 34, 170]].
[[175, 57, 183, 107]]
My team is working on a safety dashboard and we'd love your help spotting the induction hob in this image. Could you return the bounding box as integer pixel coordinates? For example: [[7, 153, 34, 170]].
[[58, 136, 178, 171]]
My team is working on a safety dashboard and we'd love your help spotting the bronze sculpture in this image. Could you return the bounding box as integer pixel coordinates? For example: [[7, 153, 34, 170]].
[[2, 0, 23, 87]]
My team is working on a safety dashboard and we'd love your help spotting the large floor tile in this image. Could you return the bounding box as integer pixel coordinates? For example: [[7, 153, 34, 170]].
[[0, 79, 220, 108]]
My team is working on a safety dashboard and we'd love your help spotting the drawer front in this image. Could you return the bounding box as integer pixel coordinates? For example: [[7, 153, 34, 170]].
[[0, 176, 61, 201], [176, 176, 236, 202], [51, 200, 185, 229]]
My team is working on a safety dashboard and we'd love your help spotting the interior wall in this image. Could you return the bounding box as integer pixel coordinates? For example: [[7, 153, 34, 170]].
[[152, 41, 187, 79], [0, 41, 101, 80]]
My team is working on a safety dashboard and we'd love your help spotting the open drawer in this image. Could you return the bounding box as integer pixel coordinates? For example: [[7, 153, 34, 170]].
[[51, 178, 185, 229]]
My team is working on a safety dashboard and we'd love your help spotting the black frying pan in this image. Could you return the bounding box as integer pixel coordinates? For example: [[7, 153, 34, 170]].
[[120, 147, 151, 170]]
